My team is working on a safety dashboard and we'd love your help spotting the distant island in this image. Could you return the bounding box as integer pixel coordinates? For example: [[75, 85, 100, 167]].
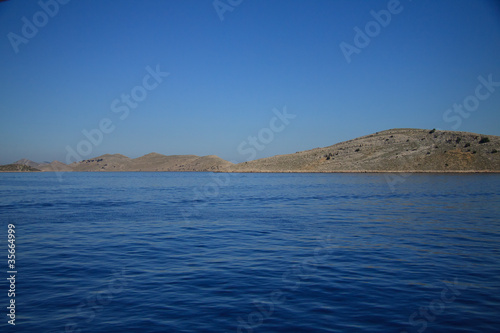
[[2, 129, 499, 173]]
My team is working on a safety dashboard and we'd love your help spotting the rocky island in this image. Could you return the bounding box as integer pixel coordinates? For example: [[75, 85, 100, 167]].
[[2, 129, 499, 173]]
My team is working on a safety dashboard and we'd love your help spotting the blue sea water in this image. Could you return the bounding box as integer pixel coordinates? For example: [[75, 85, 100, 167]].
[[0, 172, 499, 333]]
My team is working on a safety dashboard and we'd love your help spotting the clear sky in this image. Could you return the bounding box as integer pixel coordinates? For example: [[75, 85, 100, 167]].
[[1, 0, 499, 164]]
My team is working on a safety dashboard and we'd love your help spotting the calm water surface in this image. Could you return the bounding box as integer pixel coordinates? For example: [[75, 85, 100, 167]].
[[0, 172, 499, 332]]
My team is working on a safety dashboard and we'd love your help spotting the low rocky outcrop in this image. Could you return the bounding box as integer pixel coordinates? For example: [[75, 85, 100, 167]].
[[0, 164, 41, 172]]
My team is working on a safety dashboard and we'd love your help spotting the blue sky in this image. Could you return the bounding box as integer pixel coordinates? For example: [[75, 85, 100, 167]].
[[1, 0, 499, 164]]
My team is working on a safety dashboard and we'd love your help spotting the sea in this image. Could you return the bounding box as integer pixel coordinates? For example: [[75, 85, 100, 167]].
[[0, 172, 499, 333]]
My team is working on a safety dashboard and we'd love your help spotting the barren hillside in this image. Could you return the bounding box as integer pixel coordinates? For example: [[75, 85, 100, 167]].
[[67, 153, 233, 172], [228, 129, 500, 172]]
